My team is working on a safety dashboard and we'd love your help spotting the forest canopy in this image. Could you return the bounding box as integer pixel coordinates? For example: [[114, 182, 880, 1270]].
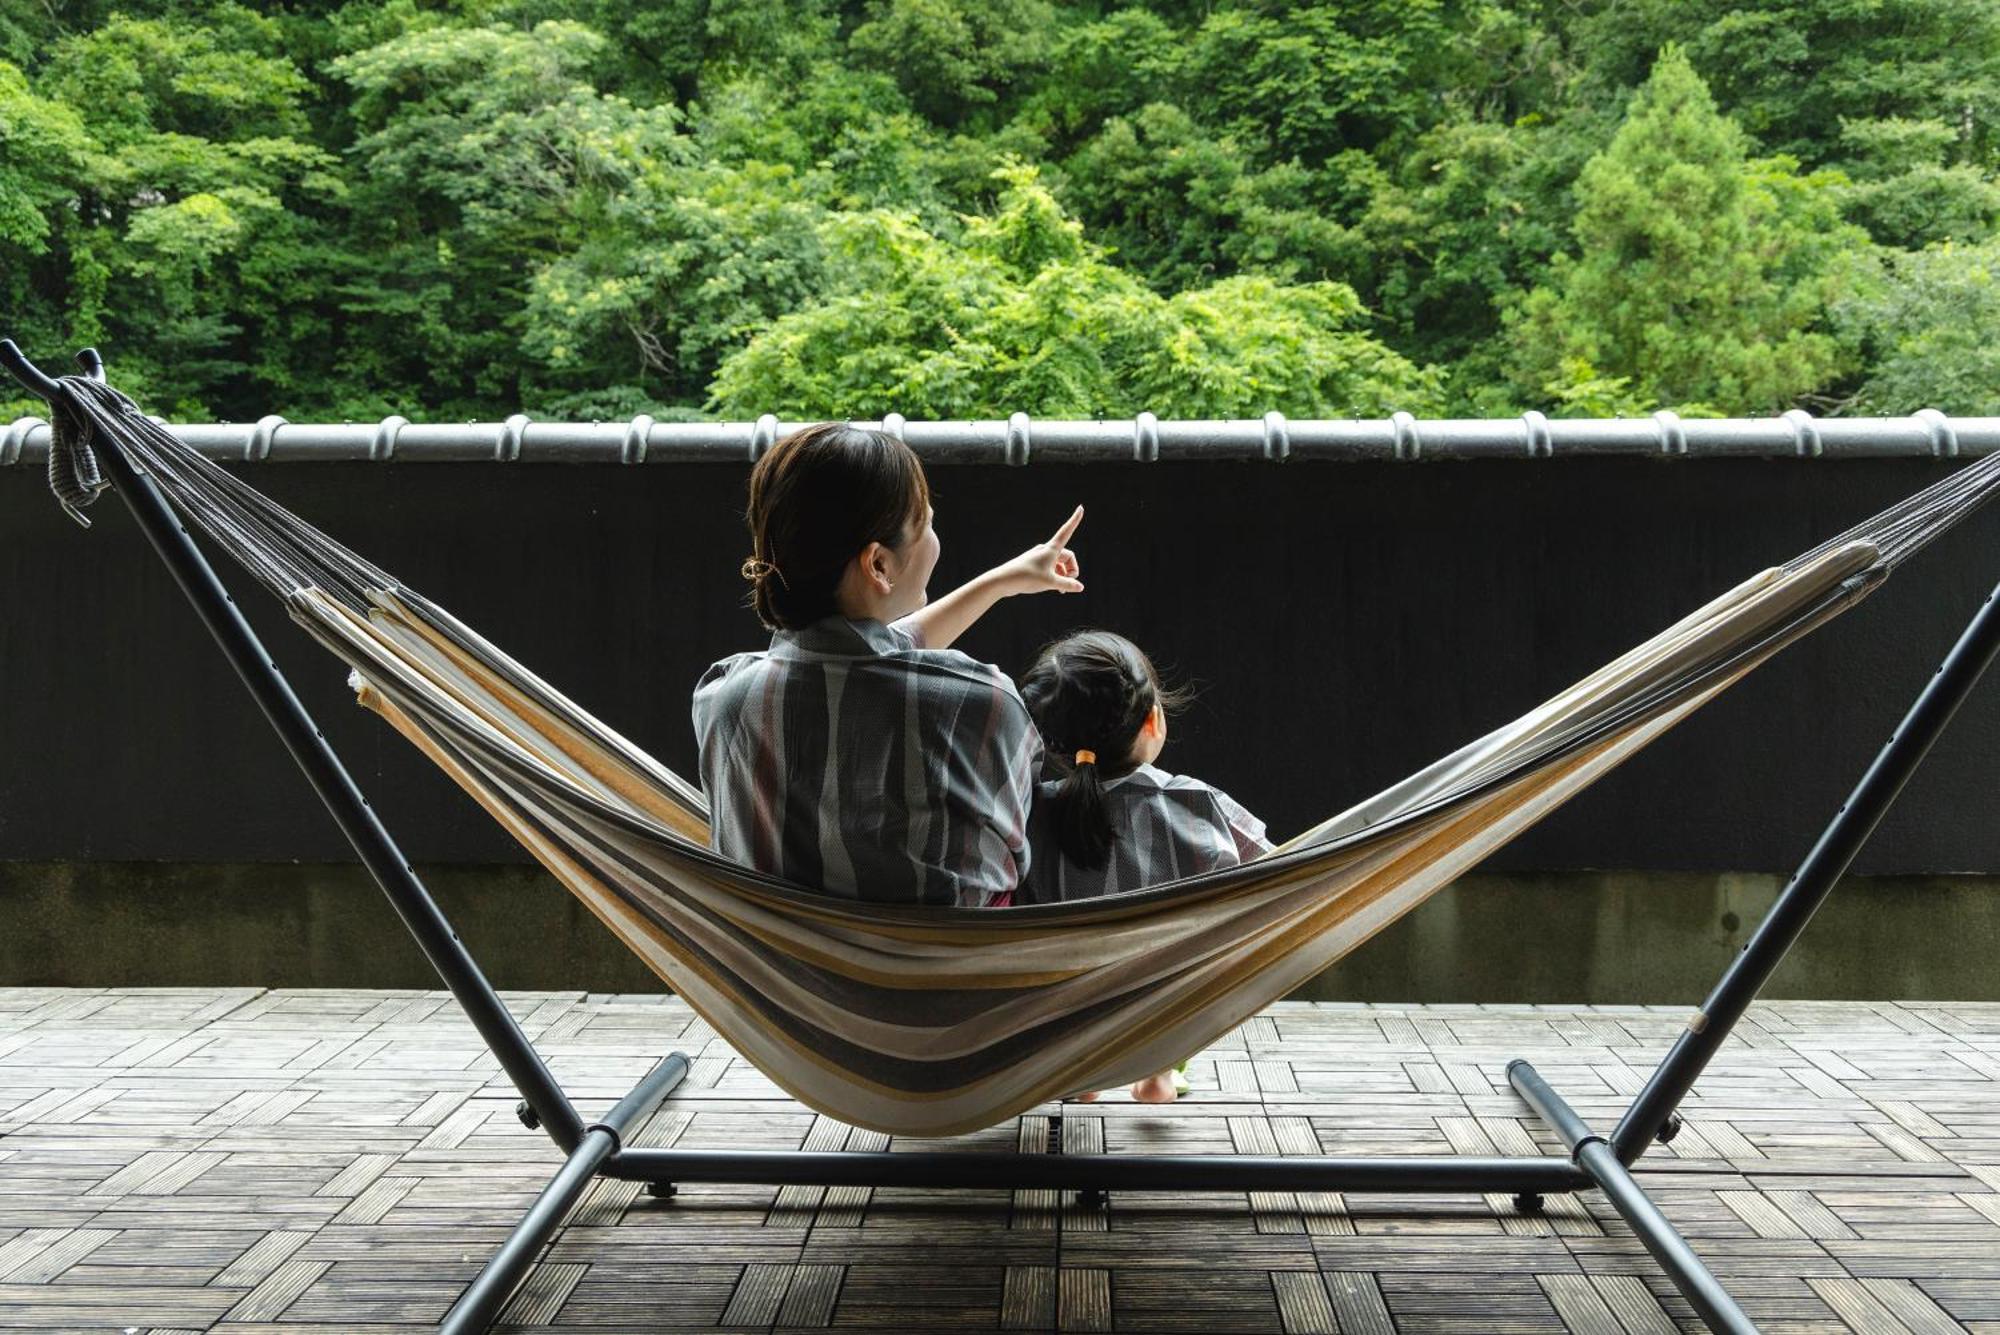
[[3, 0, 1996, 423]]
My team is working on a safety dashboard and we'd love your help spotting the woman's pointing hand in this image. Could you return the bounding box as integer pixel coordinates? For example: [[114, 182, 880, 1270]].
[[999, 505, 1085, 596]]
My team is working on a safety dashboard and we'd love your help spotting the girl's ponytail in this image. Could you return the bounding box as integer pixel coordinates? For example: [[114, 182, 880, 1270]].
[[1021, 631, 1185, 872], [1052, 751, 1115, 870]]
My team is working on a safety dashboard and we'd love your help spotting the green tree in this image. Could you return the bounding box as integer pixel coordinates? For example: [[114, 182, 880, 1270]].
[[709, 165, 1438, 419], [1506, 46, 1858, 413], [8, 0, 1989, 427], [0, 62, 90, 264], [0, 61, 95, 420], [1032, 0, 1583, 389], [11, 6, 339, 417], [326, 20, 688, 416], [1177, 1, 1461, 167], [1833, 118, 2000, 249], [1830, 241, 2000, 415], [1355, 118, 1569, 376], [693, 64, 972, 219], [1568, 0, 2000, 169], [521, 159, 830, 412], [1058, 102, 1365, 295], [849, 0, 1055, 129], [1010, 8, 1182, 149]]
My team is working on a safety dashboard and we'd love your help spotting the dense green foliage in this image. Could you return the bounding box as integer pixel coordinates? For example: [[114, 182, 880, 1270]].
[[3, 0, 1996, 422]]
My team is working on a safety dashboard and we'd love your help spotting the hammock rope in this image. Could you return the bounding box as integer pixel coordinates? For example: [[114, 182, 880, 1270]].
[[44, 375, 2000, 1133]]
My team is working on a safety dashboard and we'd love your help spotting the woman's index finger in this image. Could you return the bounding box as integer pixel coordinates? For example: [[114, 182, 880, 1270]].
[[1049, 504, 1084, 547]]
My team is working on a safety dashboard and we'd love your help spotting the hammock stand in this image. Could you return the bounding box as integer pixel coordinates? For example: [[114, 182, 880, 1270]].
[[8, 343, 1999, 1335]]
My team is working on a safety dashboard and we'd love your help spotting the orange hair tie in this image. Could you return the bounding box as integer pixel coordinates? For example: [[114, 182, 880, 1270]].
[[1073, 749, 1097, 766]]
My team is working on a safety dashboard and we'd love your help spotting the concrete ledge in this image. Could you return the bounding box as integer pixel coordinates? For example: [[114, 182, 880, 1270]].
[[1, 861, 1995, 1001]]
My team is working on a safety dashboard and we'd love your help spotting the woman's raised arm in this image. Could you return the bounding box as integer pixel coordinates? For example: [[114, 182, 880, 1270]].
[[896, 506, 1086, 651]]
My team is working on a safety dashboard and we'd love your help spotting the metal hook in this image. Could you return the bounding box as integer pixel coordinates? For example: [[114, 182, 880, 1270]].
[[0, 339, 63, 403]]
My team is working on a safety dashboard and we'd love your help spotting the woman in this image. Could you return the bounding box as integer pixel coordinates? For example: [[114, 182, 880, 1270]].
[[692, 422, 1084, 906]]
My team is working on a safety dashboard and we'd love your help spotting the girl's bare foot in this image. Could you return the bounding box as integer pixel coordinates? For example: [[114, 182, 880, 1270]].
[[1130, 1070, 1178, 1103], [1072, 1089, 1101, 1102]]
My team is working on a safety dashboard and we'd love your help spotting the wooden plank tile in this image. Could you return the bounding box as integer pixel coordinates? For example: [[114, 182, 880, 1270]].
[[776, 1262, 843, 1326], [1000, 1265, 1055, 1329], [1058, 1266, 1112, 1332], [1537, 1274, 1624, 1335], [6, 991, 2000, 1333], [495, 1259, 584, 1325], [0, 1226, 117, 1282], [1588, 1272, 1677, 1335], [719, 1261, 794, 1326], [1858, 1276, 1967, 1335], [213, 1231, 311, 1288], [219, 1257, 329, 1321], [1271, 1269, 1337, 1334]]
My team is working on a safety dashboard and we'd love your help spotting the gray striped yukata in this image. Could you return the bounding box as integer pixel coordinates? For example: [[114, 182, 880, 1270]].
[[1018, 763, 1273, 904], [692, 616, 1042, 907]]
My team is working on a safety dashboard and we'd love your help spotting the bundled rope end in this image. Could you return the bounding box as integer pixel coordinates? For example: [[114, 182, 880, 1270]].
[[45, 376, 120, 528]]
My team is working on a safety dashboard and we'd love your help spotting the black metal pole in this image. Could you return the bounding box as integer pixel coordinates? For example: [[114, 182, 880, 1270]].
[[441, 1053, 690, 1334], [588, 1052, 692, 1147], [1511, 1062, 1756, 1333], [1613, 574, 2000, 1162], [1575, 1144, 1756, 1334], [443, 1130, 617, 1334], [601, 1148, 1590, 1194], [1507, 1060, 1594, 1148], [0, 338, 62, 399], [24, 352, 587, 1150]]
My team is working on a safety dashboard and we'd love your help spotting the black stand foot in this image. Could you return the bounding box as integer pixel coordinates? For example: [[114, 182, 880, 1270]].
[[1513, 1192, 1544, 1215], [1510, 1061, 1754, 1333], [645, 1181, 678, 1199], [516, 1100, 540, 1131], [441, 1053, 690, 1334], [1656, 1113, 1683, 1146], [1076, 1187, 1107, 1209]]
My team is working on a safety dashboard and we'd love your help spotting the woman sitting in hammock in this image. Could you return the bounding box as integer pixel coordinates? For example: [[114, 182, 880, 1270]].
[[692, 423, 1085, 906]]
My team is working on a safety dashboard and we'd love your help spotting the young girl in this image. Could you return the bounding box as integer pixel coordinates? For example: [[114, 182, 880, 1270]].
[[1017, 630, 1274, 1101], [692, 422, 1085, 907]]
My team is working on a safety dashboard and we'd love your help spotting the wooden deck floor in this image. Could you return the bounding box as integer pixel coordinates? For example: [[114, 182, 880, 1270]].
[[1, 990, 1997, 1333]]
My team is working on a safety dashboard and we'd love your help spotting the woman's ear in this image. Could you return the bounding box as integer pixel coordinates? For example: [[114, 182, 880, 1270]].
[[1140, 703, 1165, 737], [857, 541, 896, 594]]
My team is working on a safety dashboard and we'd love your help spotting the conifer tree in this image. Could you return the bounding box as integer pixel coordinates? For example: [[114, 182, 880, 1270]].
[[1507, 45, 1855, 412]]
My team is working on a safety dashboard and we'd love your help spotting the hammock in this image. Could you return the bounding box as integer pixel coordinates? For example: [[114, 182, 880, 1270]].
[[44, 377, 2000, 1136]]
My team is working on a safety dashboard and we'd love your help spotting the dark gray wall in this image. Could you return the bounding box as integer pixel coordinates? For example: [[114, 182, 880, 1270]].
[[7, 862, 1997, 1001], [3, 456, 1997, 872]]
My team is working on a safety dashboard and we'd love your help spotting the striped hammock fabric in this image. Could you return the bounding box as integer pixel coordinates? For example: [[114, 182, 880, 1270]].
[[45, 377, 2000, 1135]]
